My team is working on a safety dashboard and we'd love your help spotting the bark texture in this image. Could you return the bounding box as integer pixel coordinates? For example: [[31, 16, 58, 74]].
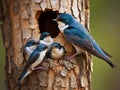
[[0, 0, 92, 90]]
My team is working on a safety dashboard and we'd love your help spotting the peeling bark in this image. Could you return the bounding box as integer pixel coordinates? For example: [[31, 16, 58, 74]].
[[0, 0, 92, 90]]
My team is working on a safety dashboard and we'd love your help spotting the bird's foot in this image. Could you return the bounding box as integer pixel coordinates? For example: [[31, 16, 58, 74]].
[[34, 66, 43, 71], [65, 56, 72, 60]]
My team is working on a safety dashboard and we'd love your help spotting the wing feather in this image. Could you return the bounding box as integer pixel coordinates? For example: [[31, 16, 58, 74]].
[[24, 51, 40, 70], [64, 29, 109, 60]]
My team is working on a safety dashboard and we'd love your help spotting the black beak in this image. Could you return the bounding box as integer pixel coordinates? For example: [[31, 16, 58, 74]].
[[36, 41, 40, 44]]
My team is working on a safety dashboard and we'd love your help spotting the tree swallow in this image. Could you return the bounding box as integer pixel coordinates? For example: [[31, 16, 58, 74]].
[[39, 32, 54, 47], [23, 32, 53, 62], [23, 39, 39, 62], [17, 44, 48, 85], [46, 42, 66, 59], [53, 13, 116, 68]]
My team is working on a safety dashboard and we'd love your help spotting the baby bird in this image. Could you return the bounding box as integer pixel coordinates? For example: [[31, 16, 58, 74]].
[[39, 32, 54, 47], [23, 32, 53, 62], [46, 42, 66, 59], [17, 44, 48, 86], [23, 39, 39, 62]]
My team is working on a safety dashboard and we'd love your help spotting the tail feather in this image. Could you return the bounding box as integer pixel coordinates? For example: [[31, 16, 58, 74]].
[[104, 58, 116, 68], [100, 48, 112, 58], [97, 52, 116, 68], [14, 69, 28, 90], [88, 48, 116, 68], [14, 69, 32, 90], [90, 43, 116, 68], [93, 51, 116, 68], [17, 69, 27, 82], [14, 69, 27, 90]]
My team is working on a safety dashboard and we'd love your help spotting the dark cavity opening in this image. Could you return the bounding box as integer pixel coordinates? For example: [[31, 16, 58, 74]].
[[38, 10, 59, 38]]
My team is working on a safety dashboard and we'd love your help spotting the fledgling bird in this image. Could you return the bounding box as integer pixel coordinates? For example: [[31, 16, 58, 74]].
[[23, 32, 53, 62], [17, 44, 48, 85], [53, 13, 116, 68], [46, 42, 66, 59], [23, 39, 39, 62], [39, 32, 54, 47]]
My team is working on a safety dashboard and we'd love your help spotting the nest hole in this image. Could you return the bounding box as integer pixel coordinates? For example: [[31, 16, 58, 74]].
[[38, 10, 59, 38]]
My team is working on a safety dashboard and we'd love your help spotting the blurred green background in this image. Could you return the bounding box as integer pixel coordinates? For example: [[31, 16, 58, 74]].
[[0, 0, 120, 90], [90, 0, 120, 90], [0, 25, 5, 89]]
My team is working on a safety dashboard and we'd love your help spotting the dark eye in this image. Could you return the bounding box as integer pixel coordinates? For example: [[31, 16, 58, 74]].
[[44, 46, 48, 49], [44, 34, 48, 37], [44, 35, 46, 37], [60, 18, 64, 21]]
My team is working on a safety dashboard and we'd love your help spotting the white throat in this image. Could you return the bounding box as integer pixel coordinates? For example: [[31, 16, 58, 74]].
[[52, 48, 64, 59], [57, 21, 69, 33]]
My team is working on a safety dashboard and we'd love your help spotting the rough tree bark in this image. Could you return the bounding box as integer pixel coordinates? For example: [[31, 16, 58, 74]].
[[0, 0, 92, 90]]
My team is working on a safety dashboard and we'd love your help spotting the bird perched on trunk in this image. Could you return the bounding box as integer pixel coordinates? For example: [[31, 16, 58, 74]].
[[17, 44, 48, 87], [53, 13, 116, 68], [46, 42, 66, 60], [23, 32, 53, 62], [39, 32, 54, 47], [23, 40, 39, 62]]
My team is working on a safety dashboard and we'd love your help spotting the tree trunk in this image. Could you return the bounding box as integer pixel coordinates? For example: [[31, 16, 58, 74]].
[[0, 0, 92, 90]]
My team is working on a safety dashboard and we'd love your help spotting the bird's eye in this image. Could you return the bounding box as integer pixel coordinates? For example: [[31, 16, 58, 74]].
[[43, 35, 46, 38], [44, 46, 48, 49], [59, 18, 63, 21], [44, 34, 49, 37]]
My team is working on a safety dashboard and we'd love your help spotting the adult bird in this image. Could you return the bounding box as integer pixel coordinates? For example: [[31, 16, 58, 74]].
[[46, 42, 66, 60], [17, 44, 48, 86], [53, 13, 116, 68]]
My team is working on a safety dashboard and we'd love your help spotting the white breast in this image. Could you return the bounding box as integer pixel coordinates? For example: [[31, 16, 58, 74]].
[[31, 49, 48, 68], [51, 48, 65, 59], [57, 21, 69, 33], [25, 46, 36, 60]]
